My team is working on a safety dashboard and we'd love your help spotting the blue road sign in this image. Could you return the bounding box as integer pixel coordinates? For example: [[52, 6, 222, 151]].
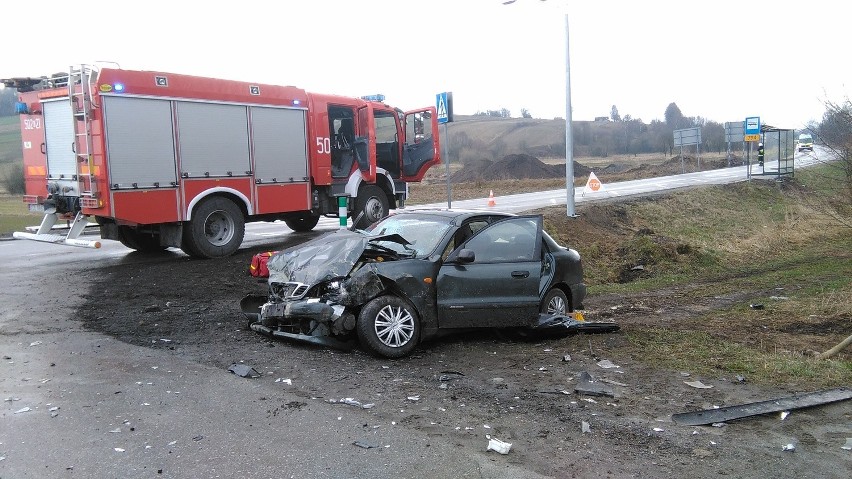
[[745, 116, 760, 135], [436, 92, 453, 124]]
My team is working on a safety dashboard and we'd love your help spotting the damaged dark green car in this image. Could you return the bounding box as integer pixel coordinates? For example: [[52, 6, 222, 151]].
[[241, 209, 595, 358]]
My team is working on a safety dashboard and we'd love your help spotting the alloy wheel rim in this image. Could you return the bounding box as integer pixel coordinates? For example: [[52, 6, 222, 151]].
[[374, 305, 414, 348]]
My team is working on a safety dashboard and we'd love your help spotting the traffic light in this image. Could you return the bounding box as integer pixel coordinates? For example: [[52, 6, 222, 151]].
[[757, 142, 765, 166]]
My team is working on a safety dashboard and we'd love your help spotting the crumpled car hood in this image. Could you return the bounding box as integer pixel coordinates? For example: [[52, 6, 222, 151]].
[[267, 229, 408, 286]]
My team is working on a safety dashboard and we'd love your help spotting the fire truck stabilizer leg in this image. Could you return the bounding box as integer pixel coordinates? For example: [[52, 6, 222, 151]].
[[12, 212, 101, 249], [35, 212, 59, 235]]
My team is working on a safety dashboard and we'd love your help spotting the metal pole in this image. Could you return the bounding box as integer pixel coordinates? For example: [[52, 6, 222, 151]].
[[443, 123, 451, 209], [564, 13, 576, 217]]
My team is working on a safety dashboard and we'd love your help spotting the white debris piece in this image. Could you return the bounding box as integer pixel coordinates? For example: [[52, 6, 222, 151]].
[[114, 448, 125, 452], [780, 411, 790, 420], [14, 407, 32, 414], [274, 378, 293, 385], [486, 438, 513, 455], [30, 341, 42, 347], [653, 427, 664, 432], [596, 359, 620, 369], [581, 421, 591, 433], [684, 380, 713, 389], [842, 438, 852, 451], [782, 443, 795, 452]]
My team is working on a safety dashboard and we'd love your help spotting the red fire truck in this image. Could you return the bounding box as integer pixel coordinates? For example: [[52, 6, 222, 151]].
[[2, 65, 440, 258]]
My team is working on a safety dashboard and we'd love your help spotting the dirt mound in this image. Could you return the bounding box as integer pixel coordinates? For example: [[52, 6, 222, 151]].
[[452, 154, 590, 182], [627, 155, 730, 176]]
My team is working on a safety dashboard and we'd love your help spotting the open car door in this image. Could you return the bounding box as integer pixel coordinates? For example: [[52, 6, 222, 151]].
[[356, 105, 377, 183], [401, 107, 441, 182], [436, 215, 544, 329]]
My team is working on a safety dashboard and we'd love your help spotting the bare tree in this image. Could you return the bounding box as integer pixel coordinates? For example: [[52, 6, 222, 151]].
[[804, 98, 852, 228], [610, 105, 621, 122]]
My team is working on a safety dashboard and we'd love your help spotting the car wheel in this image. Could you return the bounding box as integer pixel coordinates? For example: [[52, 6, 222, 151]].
[[354, 185, 389, 229], [357, 295, 420, 358], [541, 288, 569, 315]]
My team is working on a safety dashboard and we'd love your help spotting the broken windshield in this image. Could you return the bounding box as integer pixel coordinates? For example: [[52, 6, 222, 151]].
[[366, 215, 453, 258]]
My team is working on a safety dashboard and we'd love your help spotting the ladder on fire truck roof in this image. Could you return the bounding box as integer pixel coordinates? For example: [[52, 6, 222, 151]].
[[13, 65, 102, 249]]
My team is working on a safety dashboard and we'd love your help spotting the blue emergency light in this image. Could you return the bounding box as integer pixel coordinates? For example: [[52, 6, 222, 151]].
[[114, 83, 125, 92], [15, 101, 28, 114], [360, 94, 386, 102]]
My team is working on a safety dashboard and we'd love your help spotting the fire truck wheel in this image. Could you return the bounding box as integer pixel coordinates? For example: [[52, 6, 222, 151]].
[[117, 226, 166, 253], [183, 197, 245, 259], [354, 185, 389, 229], [284, 215, 320, 232]]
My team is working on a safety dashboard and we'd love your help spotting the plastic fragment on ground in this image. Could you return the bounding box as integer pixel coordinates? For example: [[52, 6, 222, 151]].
[[487, 438, 512, 455], [596, 359, 620, 369], [228, 363, 261, 378], [684, 380, 713, 389]]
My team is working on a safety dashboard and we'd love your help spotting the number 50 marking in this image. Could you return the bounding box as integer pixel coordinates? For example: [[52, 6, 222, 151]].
[[316, 137, 331, 154]]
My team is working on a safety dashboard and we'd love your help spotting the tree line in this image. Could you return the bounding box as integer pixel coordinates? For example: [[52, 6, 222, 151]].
[[0, 87, 17, 116]]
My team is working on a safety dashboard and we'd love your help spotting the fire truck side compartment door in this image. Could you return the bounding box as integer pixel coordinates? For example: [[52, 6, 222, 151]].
[[357, 105, 377, 183], [177, 102, 250, 178], [251, 106, 308, 183], [102, 96, 177, 189], [402, 107, 440, 182], [42, 99, 77, 182]]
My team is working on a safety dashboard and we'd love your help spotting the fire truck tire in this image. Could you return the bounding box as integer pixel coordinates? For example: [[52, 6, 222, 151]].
[[284, 215, 320, 232], [117, 226, 166, 253], [182, 197, 245, 259], [354, 185, 389, 229]]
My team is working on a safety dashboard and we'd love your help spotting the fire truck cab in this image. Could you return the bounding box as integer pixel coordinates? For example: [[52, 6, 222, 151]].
[[3, 65, 440, 258]]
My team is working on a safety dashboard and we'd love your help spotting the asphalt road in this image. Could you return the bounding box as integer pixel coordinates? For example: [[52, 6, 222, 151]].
[[0, 149, 826, 477]]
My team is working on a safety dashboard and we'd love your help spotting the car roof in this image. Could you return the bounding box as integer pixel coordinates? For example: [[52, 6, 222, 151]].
[[388, 208, 515, 222]]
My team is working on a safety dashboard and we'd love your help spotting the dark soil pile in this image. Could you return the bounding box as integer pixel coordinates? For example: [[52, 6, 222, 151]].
[[452, 154, 590, 182]]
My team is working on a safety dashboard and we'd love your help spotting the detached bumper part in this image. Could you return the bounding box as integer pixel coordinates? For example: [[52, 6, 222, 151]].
[[533, 313, 619, 334]]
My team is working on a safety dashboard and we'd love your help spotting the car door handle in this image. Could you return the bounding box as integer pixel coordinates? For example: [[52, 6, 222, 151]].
[[511, 271, 530, 279]]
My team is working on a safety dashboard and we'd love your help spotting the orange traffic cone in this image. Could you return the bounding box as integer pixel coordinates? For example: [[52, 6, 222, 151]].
[[487, 190, 496, 207]]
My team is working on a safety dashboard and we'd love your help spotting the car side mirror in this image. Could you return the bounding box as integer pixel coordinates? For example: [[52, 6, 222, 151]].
[[456, 248, 475, 264]]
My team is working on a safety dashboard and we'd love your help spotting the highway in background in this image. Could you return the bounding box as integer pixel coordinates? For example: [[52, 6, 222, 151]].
[[0, 149, 827, 261]]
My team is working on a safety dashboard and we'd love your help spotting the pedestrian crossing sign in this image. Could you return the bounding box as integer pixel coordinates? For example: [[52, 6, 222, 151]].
[[436, 92, 453, 124]]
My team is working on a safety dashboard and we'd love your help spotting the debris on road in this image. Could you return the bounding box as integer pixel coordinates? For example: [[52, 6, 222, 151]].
[[274, 378, 293, 385], [684, 380, 713, 389], [780, 411, 790, 420], [330, 398, 375, 409], [782, 443, 796, 452], [574, 371, 615, 397], [581, 421, 591, 433], [353, 440, 378, 449], [749, 303, 764, 310], [228, 364, 261, 378], [596, 359, 620, 369], [842, 438, 852, 451], [672, 387, 852, 426], [486, 438, 512, 455], [14, 407, 31, 414]]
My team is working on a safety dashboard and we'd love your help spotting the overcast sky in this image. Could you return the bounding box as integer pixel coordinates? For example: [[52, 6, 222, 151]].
[[3, 0, 847, 128]]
